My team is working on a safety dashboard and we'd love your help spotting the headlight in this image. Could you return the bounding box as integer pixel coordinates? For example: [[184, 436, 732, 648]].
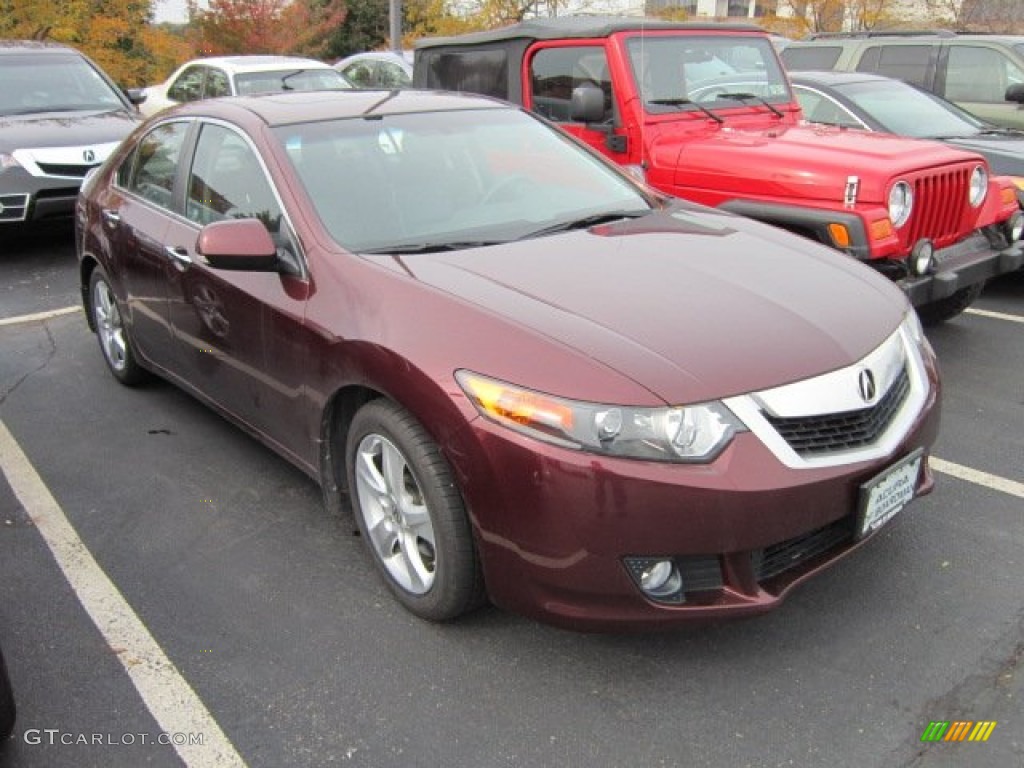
[[888, 181, 913, 228], [968, 165, 987, 208], [456, 370, 746, 463], [902, 309, 933, 358], [0, 153, 22, 173]]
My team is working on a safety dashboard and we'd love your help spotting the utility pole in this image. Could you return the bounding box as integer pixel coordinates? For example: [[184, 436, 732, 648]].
[[390, 0, 402, 52]]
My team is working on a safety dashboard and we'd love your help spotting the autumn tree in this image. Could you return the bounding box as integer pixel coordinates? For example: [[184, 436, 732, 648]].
[[188, 0, 346, 57], [0, 0, 191, 85], [925, 0, 1022, 33], [322, 0, 389, 60]]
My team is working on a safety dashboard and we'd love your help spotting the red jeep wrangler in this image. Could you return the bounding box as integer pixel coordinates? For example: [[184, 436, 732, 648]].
[[414, 17, 1024, 323]]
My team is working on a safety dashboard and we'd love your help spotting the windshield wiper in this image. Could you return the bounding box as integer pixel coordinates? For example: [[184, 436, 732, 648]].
[[647, 98, 724, 124], [362, 240, 508, 254], [714, 92, 784, 118], [522, 211, 648, 240]]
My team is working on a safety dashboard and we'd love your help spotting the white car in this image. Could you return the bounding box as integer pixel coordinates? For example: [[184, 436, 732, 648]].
[[335, 50, 413, 88], [139, 55, 352, 117]]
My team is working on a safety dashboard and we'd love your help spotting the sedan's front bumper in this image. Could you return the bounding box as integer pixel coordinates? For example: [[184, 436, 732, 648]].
[[448, 352, 941, 632]]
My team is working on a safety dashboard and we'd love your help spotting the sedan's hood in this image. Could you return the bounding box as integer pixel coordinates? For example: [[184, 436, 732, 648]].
[[943, 134, 1024, 178], [0, 109, 139, 152], [367, 206, 909, 404], [654, 123, 982, 206]]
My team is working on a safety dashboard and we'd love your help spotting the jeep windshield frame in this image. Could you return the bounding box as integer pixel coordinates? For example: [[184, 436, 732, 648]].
[[624, 34, 792, 115]]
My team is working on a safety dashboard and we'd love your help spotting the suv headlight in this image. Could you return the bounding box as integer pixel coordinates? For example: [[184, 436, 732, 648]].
[[968, 165, 987, 207], [0, 153, 22, 173], [888, 181, 913, 228], [456, 370, 746, 463]]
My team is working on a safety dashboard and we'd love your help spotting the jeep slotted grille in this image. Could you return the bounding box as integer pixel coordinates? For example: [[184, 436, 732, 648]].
[[905, 167, 970, 249]]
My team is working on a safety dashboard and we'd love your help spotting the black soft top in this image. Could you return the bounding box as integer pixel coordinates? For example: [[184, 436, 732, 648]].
[[415, 16, 765, 49]]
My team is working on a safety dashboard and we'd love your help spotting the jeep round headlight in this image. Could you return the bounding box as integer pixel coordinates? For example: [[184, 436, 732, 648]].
[[888, 181, 913, 228], [969, 165, 988, 208]]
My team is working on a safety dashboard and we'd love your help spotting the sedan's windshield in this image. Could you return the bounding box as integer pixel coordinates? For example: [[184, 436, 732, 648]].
[[235, 69, 350, 95], [0, 52, 127, 116], [277, 108, 652, 253], [833, 78, 987, 138], [626, 35, 791, 114]]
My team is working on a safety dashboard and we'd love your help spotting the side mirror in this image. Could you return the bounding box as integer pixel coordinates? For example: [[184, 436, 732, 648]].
[[570, 85, 606, 124], [1005, 83, 1024, 104], [197, 218, 279, 271], [125, 88, 147, 106]]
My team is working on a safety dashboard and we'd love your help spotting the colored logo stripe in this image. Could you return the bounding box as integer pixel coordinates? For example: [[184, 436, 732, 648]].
[[969, 722, 997, 742], [921, 721, 997, 742], [921, 722, 949, 742]]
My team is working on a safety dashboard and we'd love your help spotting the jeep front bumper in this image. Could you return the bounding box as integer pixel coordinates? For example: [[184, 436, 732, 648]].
[[898, 230, 1024, 306]]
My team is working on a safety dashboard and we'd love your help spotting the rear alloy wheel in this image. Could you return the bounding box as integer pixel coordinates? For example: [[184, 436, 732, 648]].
[[915, 283, 984, 326], [89, 267, 148, 385], [346, 400, 484, 621]]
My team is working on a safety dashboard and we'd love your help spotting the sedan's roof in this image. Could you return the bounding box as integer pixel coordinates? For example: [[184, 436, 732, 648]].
[[169, 89, 511, 126], [183, 55, 336, 73], [789, 70, 893, 86]]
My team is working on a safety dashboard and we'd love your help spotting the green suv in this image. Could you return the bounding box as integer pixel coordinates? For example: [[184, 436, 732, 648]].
[[781, 33, 1024, 129]]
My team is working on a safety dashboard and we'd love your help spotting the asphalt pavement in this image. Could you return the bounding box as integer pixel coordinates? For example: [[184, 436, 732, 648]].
[[0, 226, 1021, 768]]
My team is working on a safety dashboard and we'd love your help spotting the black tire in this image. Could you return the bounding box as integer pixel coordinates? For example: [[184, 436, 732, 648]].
[[88, 266, 149, 386], [0, 645, 15, 741], [345, 400, 485, 621], [916, 283, 984, 326]]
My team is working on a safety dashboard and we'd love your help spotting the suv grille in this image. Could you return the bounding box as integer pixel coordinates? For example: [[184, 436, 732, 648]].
[[765, 366, 910, 456], [905, 167, 970, 249]]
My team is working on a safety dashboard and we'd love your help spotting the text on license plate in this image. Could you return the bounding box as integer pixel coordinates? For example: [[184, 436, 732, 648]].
[[857, 449, 924, 538]]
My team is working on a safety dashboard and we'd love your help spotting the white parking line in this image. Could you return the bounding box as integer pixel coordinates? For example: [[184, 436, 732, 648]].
[[964, 308, 1024, 324], [0, 419, 247, 767], [0, 306, 81, 327], [931, 457, 1024, 500]]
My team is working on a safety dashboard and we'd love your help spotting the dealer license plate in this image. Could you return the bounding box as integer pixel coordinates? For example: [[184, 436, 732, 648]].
[[857, 449, 924, 539]]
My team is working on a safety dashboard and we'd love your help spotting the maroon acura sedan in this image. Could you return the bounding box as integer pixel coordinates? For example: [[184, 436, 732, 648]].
[[76, 90, 940, 631]]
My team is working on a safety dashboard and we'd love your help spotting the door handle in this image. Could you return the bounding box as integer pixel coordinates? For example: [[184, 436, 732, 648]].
[[101, 209, 120, 226], [164, 245, 193, 270]]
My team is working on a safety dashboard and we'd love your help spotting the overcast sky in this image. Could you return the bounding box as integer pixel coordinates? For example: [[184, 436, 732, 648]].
[[153, 0, 206, 24]]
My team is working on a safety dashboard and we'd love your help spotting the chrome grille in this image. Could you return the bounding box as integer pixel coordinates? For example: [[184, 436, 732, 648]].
[[906, 167, 969, 249], [764, 366, 911, 456]]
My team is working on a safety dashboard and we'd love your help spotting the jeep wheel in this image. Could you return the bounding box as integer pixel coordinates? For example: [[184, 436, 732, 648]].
[[916, 283, 984, 326]]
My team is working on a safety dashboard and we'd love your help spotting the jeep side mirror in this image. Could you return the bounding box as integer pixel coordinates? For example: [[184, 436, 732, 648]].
[[1006, 83, 1024, 105], [570, 85, 606, 124]]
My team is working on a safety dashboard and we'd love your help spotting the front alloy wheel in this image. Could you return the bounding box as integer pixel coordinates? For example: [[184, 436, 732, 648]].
[[346, 400, 484, 621]]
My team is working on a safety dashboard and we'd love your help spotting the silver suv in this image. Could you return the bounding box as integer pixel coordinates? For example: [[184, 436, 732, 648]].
[[781, 32, 1024, 129]]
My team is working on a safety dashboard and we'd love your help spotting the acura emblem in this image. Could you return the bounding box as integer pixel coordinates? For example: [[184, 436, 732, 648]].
[[858, 369, 876, 403], [83, 149, 96, 163]]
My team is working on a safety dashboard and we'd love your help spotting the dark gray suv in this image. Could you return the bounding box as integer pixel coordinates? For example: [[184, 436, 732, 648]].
[[1, 40, 141, 227], [782, 33, 1024, 129]]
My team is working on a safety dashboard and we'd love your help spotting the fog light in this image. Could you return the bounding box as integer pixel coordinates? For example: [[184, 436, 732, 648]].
[[625, 557, 684, 602], [1006, 211, 1024, 243], [910, 239, 934, 276]]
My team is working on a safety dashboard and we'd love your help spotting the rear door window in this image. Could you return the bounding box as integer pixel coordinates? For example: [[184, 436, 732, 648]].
[[856, 44, 934, 88]]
